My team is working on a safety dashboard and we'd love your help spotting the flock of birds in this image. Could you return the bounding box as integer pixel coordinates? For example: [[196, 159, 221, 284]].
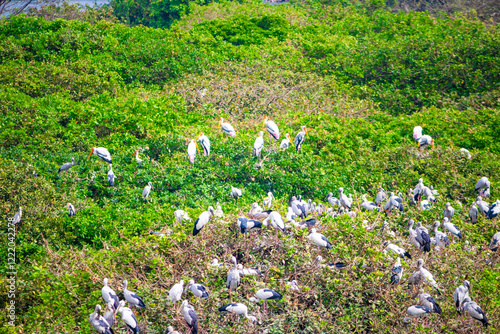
[[9, 120, 500, 333]]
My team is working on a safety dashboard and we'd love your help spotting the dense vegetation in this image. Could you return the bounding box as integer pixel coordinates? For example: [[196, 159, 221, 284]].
[[0, 0, 499, 333]]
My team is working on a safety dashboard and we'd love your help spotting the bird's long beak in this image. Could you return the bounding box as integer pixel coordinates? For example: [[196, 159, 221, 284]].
[[305, 128, 309, 138], [88, 148, 93, 159], [431, 140, 435, 150], [196, 142, 200, 153]]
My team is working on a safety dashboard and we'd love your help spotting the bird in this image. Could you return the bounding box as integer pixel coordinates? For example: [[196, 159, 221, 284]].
[[165, 326, 180, 334], [286, 280, 300, 291], [470, 203, 478, 224], [133, 150, 143, 166], [338, 188, 352, 211], [280, 133, 292, 150], [294, 125, 307, 152], [226, 257, 241, 292], [410, 259, 440, 294], [415, 222, 431, 252], [290, 196, 307, 219], [375, 188, 386, 206], [89, 147, 112, 168], [107, 164, 115, 186], [10, 207, 22, 226], [431, 221, 449, 248], [187, 139, 198, 164], [407, 220, 421, 249], [186, 279, 209, 298], [168, 280, 184, 303], [403, 305, 433, 325], [420, 200, 432, 210], [101, 278, 119, 310], [174, 210, 191, 224], [247, 203, 271, 220], [384, 192, 403, 213], [254, 131, 264, 158], [442, 217, 462, 239], [489, 232, 500, 251], [390, 257, 403, 285], [384, 243, 412, 259], [264, 116, 280, 140], [89, 304, 114, 334], [193, 206, 214, 236], [362, 194, 380, 211], [219, 117, 236, 137], [58, 157, 75, 173], [476, 196, 489, 215], [219, 302, 257, 323], [487, 199, 500, 219], [453, 280, 470, 314], [230, 186, 242, 205], [103, 301, 116, 329], [196, 132, 210, 156], [413, 178, 425, 201], [123, 280, 146, 309], [475, 177, 490, 196], [250, 288, 282, 315], [237, 264, 261, 276], [263, 211, 287, 234], [417, 135, 434, 150], [413, 126, 423, 144], [459, 148, 472, 159], [417, 289, 441, 314], [180, 301, 199, 334], [67, 203, 76, 217], [237, 217, 263, 234], [292, 218, 317, 229], [214, 202, 224, 217], [116, 300, 139, 334], [462, 297, 489, 327], [142, 182, 152, 200], [308, 228, 332, 249], [443, 202, 455, 220], [263, 192, 274, 209]]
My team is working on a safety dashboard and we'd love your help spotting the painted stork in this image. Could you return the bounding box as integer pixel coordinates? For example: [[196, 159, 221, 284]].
[[417, 135, 434, 150], [413, 126, 423, 144], [264, 116, 280, 140], [89, 147, 112, 168], [254, 131, 264, 158], [219, 117, 236, 137], [133, 150, 143, 166], [280, 133, 292, 150], [187, 139, 198, 164], [196, 132, 210, 156]]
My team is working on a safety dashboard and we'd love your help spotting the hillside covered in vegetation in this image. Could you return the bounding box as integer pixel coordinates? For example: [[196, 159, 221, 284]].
[[1, 0, 499, 333]]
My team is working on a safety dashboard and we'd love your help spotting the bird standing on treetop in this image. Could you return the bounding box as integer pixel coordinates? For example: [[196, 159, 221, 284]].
[[196, 132, 210, 156], [280, 133, 292, 150], [294, 126, 308, 152], [219, 117, 236, 137], [264, 116, 280, 140], [89, 147, 112, 168], [187, 139, 198, 164], [254, 131, 264, 158]]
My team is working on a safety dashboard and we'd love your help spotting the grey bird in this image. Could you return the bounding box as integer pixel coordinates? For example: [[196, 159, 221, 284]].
[[142, 182, 152, 200], [67, 203, 76, 217], [294, 125, 308, 152], [415, 222, 431, 252], [89, 304, 114, 334], [476, 196, 489, 215], [10, 207, 22, 226], [375, 188, 387, 206], [490, 232, 500, 251], [470, 202, 478, 224], [180, 300, 199, 334], [58, 157, 75, 173], [384, 192, 403, 213], [362, 194, 380, 211], [462, 297, 489, 327], [443, 202, 455, 221], [417, 289, 441, 314], [338, 187, 352, 211], [103, 301, 116, 329], [185, 279, 209, 298], [403, 305, 433, 325], [107, 164, 115, 186], [475, 177, 490, 197], [453, 280, 470, 314], [123, 280, 146, 309], [230, 185, 242, 205], [487, 199, 500, 219], [390, 257, 403, 285], [226, 256, 241, 292]]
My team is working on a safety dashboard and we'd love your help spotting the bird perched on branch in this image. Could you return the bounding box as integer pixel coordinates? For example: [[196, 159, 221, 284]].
[[264, 116, 280, 141], [89, 304, 114, 334]]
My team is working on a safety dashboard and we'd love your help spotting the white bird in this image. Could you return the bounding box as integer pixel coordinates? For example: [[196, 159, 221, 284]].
[[308, 228, 332, 249], [415, 221, 431, 252], [165, 326, 180, 334], [264, 116, 280, 140], [196, 132, 210, 156], [237, 217, 263, 234], [249, 288, 283, 315], [168, 280, 184, 303], [294, 125, 308, 152], [453, 280, 470, 314], [417, 289, 442, 314], [384, 243, 412, 260], [362, 195, 380, 211], [58, 157, 75, 173], [67, 203, 76, 217], [443, 202, 455, 220], [476, 196, 489, 215], [219, 302, 257, 323], [226, 257, 241, 292], [475, 177, 490, 197], [470, 203, 478, 224], [403, 305, 433, 325], [263, 192, 274, 209], [142, 182, 152, 200], [487, 199, 500, 219], [417, 135, 434, 150], [390, 257, 403, 285], [254, 131, 264, 158], [375, 188, 386, 206], [490, 232, 500, 251], [286, 280, 300, 291], [10, 207, 22, 226], [193, 206, 214, 236], [459, 148, 472, 159], [237, 264, 261, 276], [290, 196, 307, 219], [116, 300, 139, 334], [280, 133, 292, 150], [214, 201, 224, 217], [384, 192, 404, 213], [338, 187, 352, 211], [410, 259, 440, 294], [413, 178, 425, 201], [420, 200, 432, 210], [219, 117, 236, 137], [230, 185, 242, 204], [89, 147, 112, 167], [187, 139, 198, 164], [462, 297, 489, 327], [263, 211, 287, 234], [180, 300, 199, 334], [186, 279, 209, 298], [107, 164, 115, 186], [101, 278, 119, 310], [103, 301, 115, 329], [174, 210, 191, 224], [89, 304, 113, 334], [442, 217, 462, 239], [431, 221, 449, 248], [413, 126, 423, 143], [133, 150, 143, 165], [123, 280, 146, 309]]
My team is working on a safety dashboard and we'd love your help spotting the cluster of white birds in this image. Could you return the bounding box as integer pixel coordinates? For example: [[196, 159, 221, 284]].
[[9, 123, 500, 333]]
